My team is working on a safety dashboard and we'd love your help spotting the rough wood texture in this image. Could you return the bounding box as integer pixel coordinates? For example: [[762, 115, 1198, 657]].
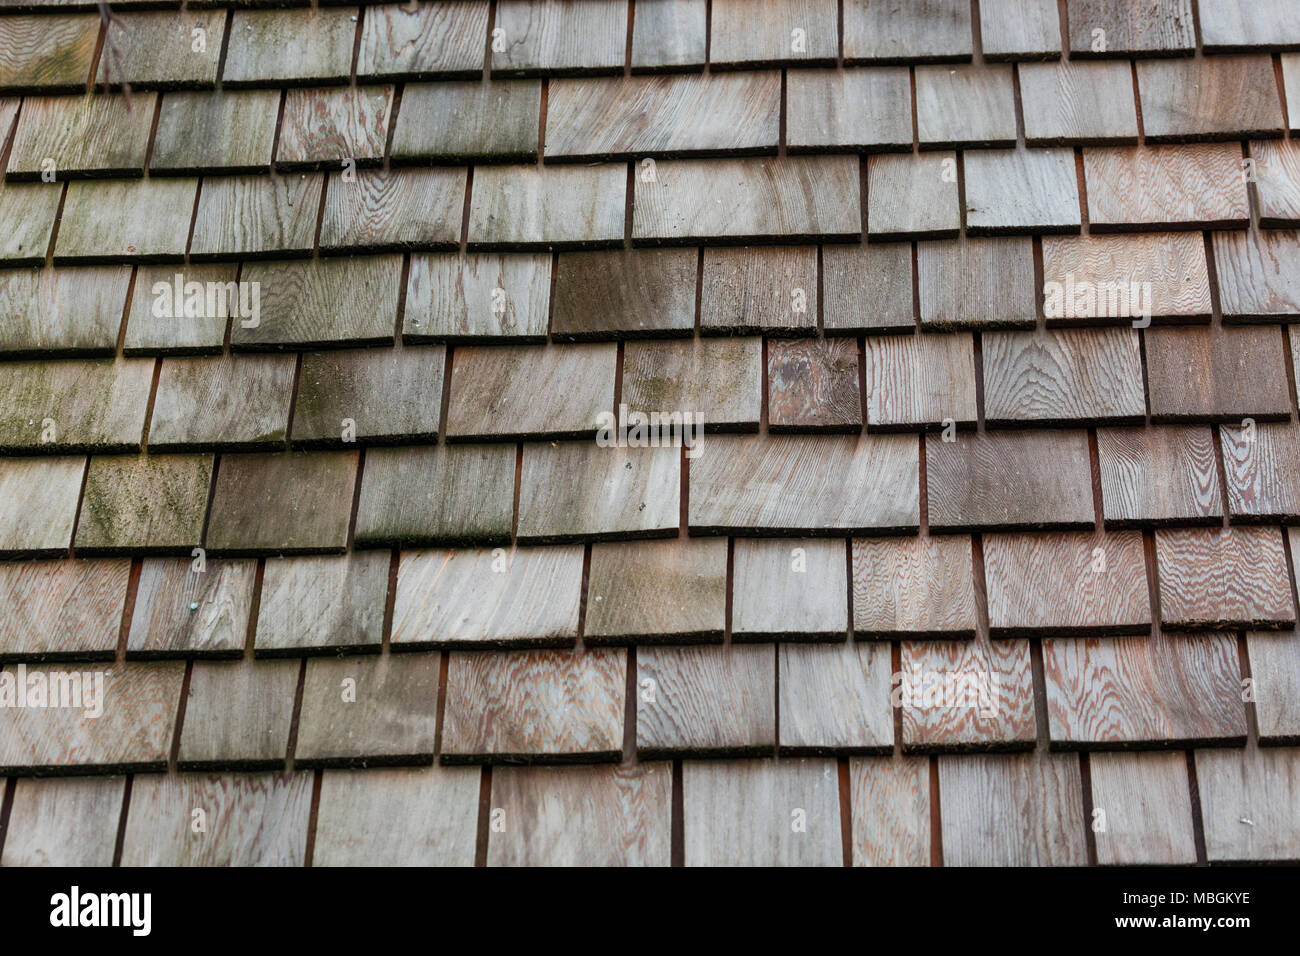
[[10, 93, 157, 179], [822, 243, 916, 334], [1195, 746, 1300, 861], [915, 64, 1016, 148], [490, 0, 628, 75], [862, 332, 978, 428], [0, 13, 98, 93], [390, 545, 584, 648], [1212, 229, 1300, 319], [392, 81, 540, 163], [293, 345, 445, 446], [405, 252, 551, 342], [1155, 527, 1296, 630], [277, 86, 395, 167], [1066, 0, 1194, 56], [637, 644, 775, 756], [120, 772, 312, 865], [1288, 55, 1300, 131], [683, 759, 842, 866], [631, 0, 707, 70], [441, 648, 626, 762], [320, 168, 466, 253], [1089, 752, 1197, 864], [517, 442, 679, 543], [786, 68, 912, 151], [0, 777, 125, 866], [1137, 56, 1283, 142], [979, 0, 1061, 59], [148, 354, 297, 450], [488, 763, 672, 865], [699, 246, 817, 334], [1041, 232, 1211, 322], [1083, 144, 1248, 230], [1250, 139, 1300, 226], [0, 558, 129, 659], [189, 174, 325, 259], [354, 444, 516, 547], [767, 338, 862, 432], [938, 753, 1087, 865], [177, 659, 299, 768], [98, 11, 226, 89], [917, 238, 1036, 328], [843, 0, 973, 63], [622, 337, 761, 431], [150, 90, 281, 175], [981, 329, 1145, 425], [75, 453, 213, 554], [867, 152, 960, 238], [0, 456, 84, 556], [0, 662, 185, 773], [0, 182, 60, 265], [1019, 60, 1138, 145], [357, 1, 490, 79], [709, 0, 838, 68], [205, 451, 359, 556], [126, 558, 255, 658], [295, 654, 441, 766], [545, 72, 780, 159], [0, 357, 152, 453], [926, 431, 1094, 531], [1220, 422, 1300, 521], [1200, 0, 1300, 51], [256, 552, 389, 656], [123, 264, 237, 354], [55, 179, 196, 263], [732, 538, 847, 640], [849, 756, 930, 866], [469, 163, 625, 247], [1043, 632, 1246, 747], [853, 535, 977, 638], [584, 538, 726, 644], [779, 641, 893, 751], [964, 147, 1081, 235], [1145, 326, 1292, 422], [314, 766, 481, 866], [1096, 425, 1223, 526], [634, 156, 861, 244], [1247, 626, 1300, 742], [223, 8, 358, 87], [689, 434, 919, 534]]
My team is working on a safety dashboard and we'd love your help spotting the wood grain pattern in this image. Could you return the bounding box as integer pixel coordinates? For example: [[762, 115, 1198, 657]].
[[295, 654, 441, 766], [256, 551, 389, 656], [915, 64, 1016, 148], [982, 329, 1145, 424], [205, 451, 359, 556], [517, 441, 679, 542], [54, 179, 196, 263], [233, 256, 402, 350], [779, 641, 893, 751], [917, 238, 1036, 328], [354, 444, 516, 547], [391, 545, 584, 648], [294, 345, 445, 446], [1155, 526, 1296, 629], [126, 558, 256, 658], [1041, 232, 1211, 322], [488, 763, 672, 865], [1246, 625, 1300, 742], [277, 86, 395, 167], [178, 659, 298, 768], [938, 753, 1087, 865], [190, 173, 324, 259], [1196, 746, 1300, 862], [689, 433, 919, 534], [862, 332, 978, 428], [708, 0, 838, 68], [1211, 229, 1300, 319], [0, 357, 151, 452], [123, 264, 236, 354], [853, 535, 977, 638], [1251, 139, 1300, 226], [621, 337, 763, 431], [1220, 422, 1300, 521], [699, 246, 817, 334], [223, 8, 358, 87], [320, 168, 466, 253], [0, 14, 98, 93], [1089, 752, 1196, 864], [75, 453, 213, 554], [0, 558, 128, 659], [545, 72, 779, 159], [392, 80, 540, 163], [867, 152, 960, 238], [120, 772, 311, 865], [1145, 326, 1292, 421], [1083, 144, 1249, 230], [404, 252, 552, 342], [1137, 55, 1283, 142], [0, 661, 185, 772], [0, 182, 60, 264], [150, 90, 281, 175], [1096, 425, 1223, 526], [682, 758, 841, 866], [964, 147, 1081, 235], [637, 644, 774, 755], [314, 766, 481, 866], [786, 67, 912, 151], [556, 248, 702, 338], [469, 163, 625, 247], [584, 538, 726, 644], [822, 242, 916, 333], [357, 1, 489, 79], [491, 0, 627, 75], [849, 756, 930, 866], [0, 777, 125, 866], [441, 647, 626, 762], [1286, 55, 1300, 131], [843, 0, 973, 63], [0, 456, 84, 556], [631, 0, 707, 70], [1019, 60, 1137, 145], [634, 156, 861, 243], [767, 337, 861, 432], [1200, 0, 1300, 51], [732, 537, 848, 639], [148, 354, 296, 450], [979, 0, 1061, 59], [926, 431, 1094, 531], [1067, 0, 1194, 56], [98, 11, 226, 89]]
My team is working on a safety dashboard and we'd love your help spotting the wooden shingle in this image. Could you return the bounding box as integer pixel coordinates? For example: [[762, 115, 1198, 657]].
[[867, 153, 960, 238], [293, 345, 446, 446], [850, 756, 930, 866], [1252, 139, 1300, 227], [1066, 0, 1194, 57], [1040, 232, 1211, 323], [97, 11, 226, 90], [123, 265, 236, 355], [223, 8, 358, 87], [1247, 624, 1300, 742], [0, 778, 125, 867], [1089, 752, 1197, 864], [1137, 56, 1283, 142], [915, 64, 1016, 149], [584, 538, 726, 644], [490, 0, 627, 75], [1196, 747, 1300, 862], [822, 243, 915, 334], [1096, 425, 1223, 526], [631, 0, 707, 71], [1220, 422, 1300, 521], [148, 355, 297, 451], [0, 558, 128, 660], [320, 168, 465, 253], [0, 182, 59, 264], [852, 535, 977, 638], [1145, 326, 1291, 422], [786, 68, 912, 152], [356, 1, 489, 80], [1083, 144, 1249, 230], [917, 238, 1036, 328], [978, 0, 1062, 59], [277, 86, 395, 168], [1018, 60, 1138, 145], [126, 558, 256, 658], [392, 81, 540, 164], [1155, 526, 1296, 630], [75, 454, 213, 555], [843, 0, 973, 63], [177, 659, 298, 768], [0, 456, 84, 556], [54, 179, 196, 263], [255, 552, 389, 656], [0, 358, 152, 453], [779, 641, 893, 751], [552, 249, 697, 340], [1200, 0, 1300, 52], [699, 246, 817, 334], [469, 163, 625, 248], [709, 0, 838, 68], [732, 537, 848, 640], [189, 173, 324, 259], [404, 252, 552, 343], [621, 337, 763, 431], [862, 332, 978, 429], [0, 14, 98, 93], [767, 338, 862, 432], [7, 94, 157, 178], [963, 147, 1081, 235], [150, 90, 281, 175], [637, 644, 775, 756], [1287, 55, 1300, 131], [1212, 229, 1300, 320]]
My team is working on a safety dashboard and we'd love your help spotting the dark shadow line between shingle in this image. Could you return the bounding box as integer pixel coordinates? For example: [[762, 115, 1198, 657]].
[[670, 759, 684, 866], [1185, 750, 1209, 864], [303, 768, 323, 868], [474, 765, 492, 866], [110, 774, 132, 868], [836, 757, 851, 866]]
